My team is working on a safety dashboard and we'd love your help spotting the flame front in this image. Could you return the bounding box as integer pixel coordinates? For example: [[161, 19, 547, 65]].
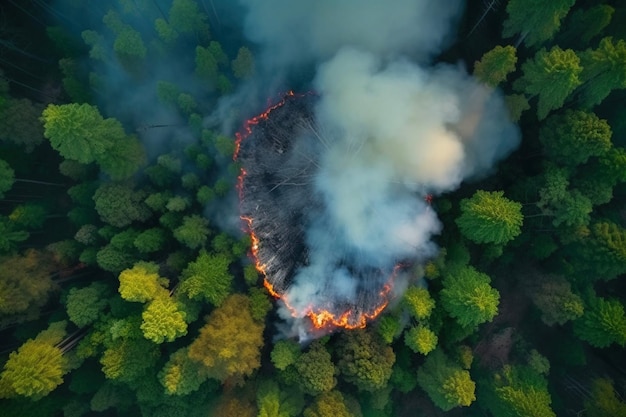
[[235, 91, 395, 331]]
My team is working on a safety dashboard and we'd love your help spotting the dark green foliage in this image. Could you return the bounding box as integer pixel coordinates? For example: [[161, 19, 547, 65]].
[[573, 294, 626, 348], [271, 340, 301, 371], [134, 228, 167, 253], [0, 250, 56, 318], [93, 182, 151, 228], [179, 251, 232, 306], [478, 365, 556, 417], [503, 0, 575, 47], [514, 47, 582, 119], [66, 282, 110, 327], [0, 159, 15, 199], [232, 47, 255, 79], [578, 37, 626, 108], [539, 110, 612, 166], [336, 329, 395, 392], [474, 45, 517, 87], [173, 215, 210, 249], [417, 349, 476, 411], [295, 341, 337, 395]]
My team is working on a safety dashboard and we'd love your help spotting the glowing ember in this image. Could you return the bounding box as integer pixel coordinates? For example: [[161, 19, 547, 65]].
[[235, 91, 399, 331]]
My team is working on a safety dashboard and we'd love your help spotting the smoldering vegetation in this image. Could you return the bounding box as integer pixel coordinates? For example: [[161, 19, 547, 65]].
[[235, 0, 520, 337]]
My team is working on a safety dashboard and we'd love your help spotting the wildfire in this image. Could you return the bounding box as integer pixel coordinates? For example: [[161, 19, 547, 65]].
[[235, 91, 396, 331]]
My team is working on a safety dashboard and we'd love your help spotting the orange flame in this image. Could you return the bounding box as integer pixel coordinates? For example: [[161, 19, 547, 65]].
[[236, 91, 396, 331]]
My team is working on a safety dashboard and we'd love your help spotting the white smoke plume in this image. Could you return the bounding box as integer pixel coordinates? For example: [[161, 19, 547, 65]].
[[237, 0, 520, 337]]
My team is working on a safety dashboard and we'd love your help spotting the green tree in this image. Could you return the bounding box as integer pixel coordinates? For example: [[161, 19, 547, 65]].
[[559, 5, 614, 48], [294, 340, 337, 395], [9, 203, 48, 229], [118, 262, 169, 303], [404, 325, 438, 355], [440, 266, 499, 329], [567, 221, 626, 280], [232, 46, 255, 79], [0, 323, 69, 400], [0, 216, 29, 254], [93, 182, 150, 228], [456, 190, 523, 245], [271, 339, 302, 371], [188, 294, 264, 383], [573, 295, 626, 348], [376, 313, 402, 344], [0, 159, 15, 199], [539, 110, 612, 166], [502, 0, 575, 47], [303, 391, 354, 417], [256, 380, 304, 417], [474, 45, 517, 87], [584, 378, 626, 417], [578, 37, 626, 108], [336, 329, 395, 392], [41, 103, 124, 164], [100, 335, 159, 384], [159, 347, 207, 396], [0, 97, 44, 152], [403, 286, 435, 319], [179, 251, 232, 306], [96, 135, 146, 180], [168, 0, 209, 37], [417, 349, 476, 411], [505, 94, 530, 122], [535, 165, 593, 228], [66, 282, 110, 327], [96, 244, 134, 273], [514, 47, 582, 119], [479, 365, 556, 417], [0, 249, 56, 319], [173, 215, 210, 249], [527, 275, 584, 326], [133, 227, 167, 253], [140, 294, 187, 343]]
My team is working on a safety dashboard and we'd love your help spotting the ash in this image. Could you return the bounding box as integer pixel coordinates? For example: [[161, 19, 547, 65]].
[[238, 94, 393, 325]]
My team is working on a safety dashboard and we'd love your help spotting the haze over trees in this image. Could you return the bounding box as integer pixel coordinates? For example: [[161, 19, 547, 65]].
[[1, 1, 626, 417]]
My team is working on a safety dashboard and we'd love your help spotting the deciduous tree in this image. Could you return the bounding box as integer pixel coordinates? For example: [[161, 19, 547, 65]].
[[118, 262, 169, 303], [573, 294, 626, 348], [0, 322, 69, 400], [93, 182, 151, 228], [187, 294, 264, 383], [417, 349, 476, 411], [539, 110, 612, 166], [336, 329, 395, 392], [140, 294, 187, 344], [404, 325, 438, 355], [303, 391, 354, 417], [474, 45, 517, 87], [66, 282, 110, 327], [502, 0, 575, 47], [403, 286, 435, 319], [456, 190, 523, 245], [173, 215, 210, 249], [159, 347, 207, 396], [294, 340, 337, 395], [179, 251, 232, 306], [578, 37, 626, 108], [440, 266, 499, 329], [514, 47, 582, 119]]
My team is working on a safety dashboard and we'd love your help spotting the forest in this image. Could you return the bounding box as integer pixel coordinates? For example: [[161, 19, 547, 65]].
[[0, 0, 625, 416]]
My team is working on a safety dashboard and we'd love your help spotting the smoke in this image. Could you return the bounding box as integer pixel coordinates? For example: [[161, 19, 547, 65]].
[[237, 0, 520, 338]]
